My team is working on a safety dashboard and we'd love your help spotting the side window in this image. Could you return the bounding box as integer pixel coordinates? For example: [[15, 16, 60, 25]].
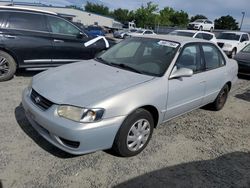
[[202, 33, 213, 40], [144, 31, 152, 34], [241, 34, 249, 42], [47, 16, 80, 36], [195, 33, 203, 39], [202, 44, 225, 70], [176, 44, 203, 73], [6, 12, 47, 32]]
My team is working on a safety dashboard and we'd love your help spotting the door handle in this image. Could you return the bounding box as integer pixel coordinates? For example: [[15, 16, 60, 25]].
[[4, 35, 16, 39], [53, 39, 64, 43]]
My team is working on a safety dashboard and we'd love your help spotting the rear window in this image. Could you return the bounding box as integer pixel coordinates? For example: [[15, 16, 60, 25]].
[[6, 12, 47, 32]]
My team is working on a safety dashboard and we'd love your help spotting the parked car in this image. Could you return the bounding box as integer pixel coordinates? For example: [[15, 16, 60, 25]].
[[217, 31, 250, 58], [128, 29, 156, 37], [234, 43, 250, 75], [86, 25, 106, 37], [22, 35, 238, 157], [188, 19, 214, 32], [169, 30, 217, 43], [113, 29, 138, 39], [0, 6, 113, 81]]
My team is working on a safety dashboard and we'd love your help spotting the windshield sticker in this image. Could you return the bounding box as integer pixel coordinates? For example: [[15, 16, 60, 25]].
[[157, 40, 178, 48]]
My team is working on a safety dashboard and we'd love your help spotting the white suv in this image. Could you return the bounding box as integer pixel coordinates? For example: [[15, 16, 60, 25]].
[[188, 19, 214, 32], [217, 32, 250, 58]]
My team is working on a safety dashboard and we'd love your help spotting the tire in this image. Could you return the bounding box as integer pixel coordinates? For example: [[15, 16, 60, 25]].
[[0, 50, 16, 81], [210, 27, 213, 32], [231, 48, 237, 58], [112, 108, 154, 157], [209, 84, 229, 111], [199, 26, 203, 31]]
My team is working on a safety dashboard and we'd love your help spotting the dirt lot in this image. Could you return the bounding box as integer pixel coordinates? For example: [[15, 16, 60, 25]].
[[0, 71, 250, 188]]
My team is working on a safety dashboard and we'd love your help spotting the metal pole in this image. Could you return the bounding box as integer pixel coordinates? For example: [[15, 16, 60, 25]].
[[240, 12, 245, 31]]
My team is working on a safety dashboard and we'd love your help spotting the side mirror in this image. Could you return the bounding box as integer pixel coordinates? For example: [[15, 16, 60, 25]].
[[76, 32, 85, 39], [170, 67, 193, 79]]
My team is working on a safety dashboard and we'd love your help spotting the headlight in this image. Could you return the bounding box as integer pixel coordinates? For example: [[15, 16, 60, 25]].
[[57, 105, 104, 123], [224, 43, 232, 48]]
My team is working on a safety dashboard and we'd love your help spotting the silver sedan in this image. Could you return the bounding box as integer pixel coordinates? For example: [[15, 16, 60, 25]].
[[22, 35, 238, 157]]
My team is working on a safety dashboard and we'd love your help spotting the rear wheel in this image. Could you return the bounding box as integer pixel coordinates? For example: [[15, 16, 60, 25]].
[[209, 84, 229, 111], [0, 51, 16, 81], [112, 108, 154, 157]]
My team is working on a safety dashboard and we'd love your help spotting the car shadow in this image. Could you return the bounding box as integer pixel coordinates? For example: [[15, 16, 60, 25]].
[[235, 89, 250, 102], [114, 152, 250, 188], [15, 69, 45, 78], [14, 104, 77, 158], [238, 74, 250, 80]]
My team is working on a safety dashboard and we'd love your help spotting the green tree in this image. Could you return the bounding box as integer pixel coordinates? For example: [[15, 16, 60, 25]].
[[170, 10, 189, 27], [111, 8, 134, 23], [190, 14, 207, 22], [84, 1, 110, 16], [134, 2, 158, 28], [159, 7, 175, 26], [214, 15, 239, 30]]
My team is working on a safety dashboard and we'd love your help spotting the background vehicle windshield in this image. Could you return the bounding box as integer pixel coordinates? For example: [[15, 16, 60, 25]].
[[169, 31, 194, 37], [194, 19, 204, 23], [242, 44, 250, 52], [99, 37, 179, 76], [217, 33, 240, 41]]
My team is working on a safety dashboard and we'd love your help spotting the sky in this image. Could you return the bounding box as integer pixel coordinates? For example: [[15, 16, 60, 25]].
[[11, 0, 250, 30]]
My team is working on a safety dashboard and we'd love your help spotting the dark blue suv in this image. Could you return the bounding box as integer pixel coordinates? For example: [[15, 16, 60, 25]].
[[0, 6, 112, 81]]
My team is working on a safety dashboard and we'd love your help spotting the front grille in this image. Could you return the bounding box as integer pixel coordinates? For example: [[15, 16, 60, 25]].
[[30, 89, 54, 110], [217, 42, 224, 48]]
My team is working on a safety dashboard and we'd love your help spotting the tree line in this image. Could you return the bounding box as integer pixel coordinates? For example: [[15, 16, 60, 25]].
[[67, 1, 239, 30]]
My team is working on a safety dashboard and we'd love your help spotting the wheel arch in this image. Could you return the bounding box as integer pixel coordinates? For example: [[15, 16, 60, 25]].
[[137, 105, 160, 128], [0, 47, 19, 67]]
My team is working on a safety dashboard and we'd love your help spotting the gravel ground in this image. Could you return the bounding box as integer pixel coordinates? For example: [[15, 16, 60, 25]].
[[0, 71, 250, 188]]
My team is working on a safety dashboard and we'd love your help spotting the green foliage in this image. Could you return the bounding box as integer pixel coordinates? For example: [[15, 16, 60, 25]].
[[134, 2, 158, 28], [170, 10, 189, 27], [84, 1, 110, 16], [66, 5, 83, 11], [111, 8, 134, 23], [214, 15, 239, 30], [190, 14, 207, 22]]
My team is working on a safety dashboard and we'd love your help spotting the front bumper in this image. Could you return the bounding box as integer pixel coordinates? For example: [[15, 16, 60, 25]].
[[22, 88, 125, 155]]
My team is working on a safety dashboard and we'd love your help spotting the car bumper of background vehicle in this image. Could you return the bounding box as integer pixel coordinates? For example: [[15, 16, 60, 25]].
[[21, 88, 125, 155]]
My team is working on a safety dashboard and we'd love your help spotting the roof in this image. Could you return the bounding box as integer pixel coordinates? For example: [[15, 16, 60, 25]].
[[0, 5, 57, 15], [138, 34, 212, 44]]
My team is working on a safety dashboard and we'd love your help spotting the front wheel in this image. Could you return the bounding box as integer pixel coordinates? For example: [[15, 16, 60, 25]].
[[112, 109, 154, 157], [199, 26, 203, 31], [0, 51, 17, 81], [209, 84, 229, 111]]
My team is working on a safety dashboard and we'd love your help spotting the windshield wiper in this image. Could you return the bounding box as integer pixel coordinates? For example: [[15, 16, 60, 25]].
[[110, 63, 143, 74]]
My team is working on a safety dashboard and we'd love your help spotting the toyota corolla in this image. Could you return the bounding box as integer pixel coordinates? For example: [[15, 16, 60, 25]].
[[22, 35, 238, 157]]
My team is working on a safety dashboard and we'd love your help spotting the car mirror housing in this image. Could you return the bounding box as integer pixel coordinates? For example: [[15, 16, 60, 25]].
[[169, 67, 193, 79], [76, 32, 85, 39]]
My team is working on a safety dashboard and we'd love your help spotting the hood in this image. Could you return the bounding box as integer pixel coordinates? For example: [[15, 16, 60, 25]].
[[32, 60, 154, 107], [216, 39, 239, 44], [234, 52, 250, 63]]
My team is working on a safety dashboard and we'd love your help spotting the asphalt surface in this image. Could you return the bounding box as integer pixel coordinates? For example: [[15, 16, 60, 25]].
[[0, 71, 250, 188]]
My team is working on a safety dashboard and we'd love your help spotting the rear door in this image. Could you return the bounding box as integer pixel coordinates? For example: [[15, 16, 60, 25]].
[[46, 15, 94, 64], [3, 11, 52, 67]]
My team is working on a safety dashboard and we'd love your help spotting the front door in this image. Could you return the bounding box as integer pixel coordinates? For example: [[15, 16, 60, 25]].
[[164, 44, 206, 120], [46, 15, 93, 64]]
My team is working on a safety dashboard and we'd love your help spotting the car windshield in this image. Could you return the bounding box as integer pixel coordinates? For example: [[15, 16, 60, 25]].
[[96, 38, 179, 77], [194, 19, 204, 23], [242, 44, 250, 53], [136, 30, 144, 33], [169, 31, 195, 37], [217, 33, 241, 41]]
